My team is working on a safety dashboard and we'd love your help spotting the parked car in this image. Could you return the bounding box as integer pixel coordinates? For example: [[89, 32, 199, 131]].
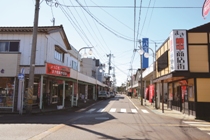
[[98, 91, 109, 100], [107, 91, 111, 98], [110, 92, 115, 98]]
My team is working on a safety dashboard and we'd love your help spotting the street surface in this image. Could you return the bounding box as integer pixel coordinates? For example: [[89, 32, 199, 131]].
[[0, 94, 210, 140]]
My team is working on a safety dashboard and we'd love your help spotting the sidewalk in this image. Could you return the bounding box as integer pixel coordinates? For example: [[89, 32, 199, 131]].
[[0, 99, 99, 115], [129, 97, 196, 121]]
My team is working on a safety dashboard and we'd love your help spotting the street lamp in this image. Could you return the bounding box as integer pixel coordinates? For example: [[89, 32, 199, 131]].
[[134, 40, 155, 106], [74, 47, 93, 107]]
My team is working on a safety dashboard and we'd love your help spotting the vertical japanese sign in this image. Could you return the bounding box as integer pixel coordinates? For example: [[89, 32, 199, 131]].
[[142, 38, 149, 69], [169, 30, 188, 72], [202, 0, 210, 18]]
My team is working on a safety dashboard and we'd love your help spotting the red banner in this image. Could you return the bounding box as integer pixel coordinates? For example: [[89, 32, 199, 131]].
[[46, 63, 70, 77], [144, 88, 148, 99], [149, 84, 155, 103]]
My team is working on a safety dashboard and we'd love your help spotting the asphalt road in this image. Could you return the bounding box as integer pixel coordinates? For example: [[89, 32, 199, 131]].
[[0, 94, 210, 140]]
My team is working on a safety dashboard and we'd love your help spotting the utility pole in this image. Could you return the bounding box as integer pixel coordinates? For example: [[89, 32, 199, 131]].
[[139, 40, 144, 105], [112, 67, 116, 91], [27, 0, 40, 113]]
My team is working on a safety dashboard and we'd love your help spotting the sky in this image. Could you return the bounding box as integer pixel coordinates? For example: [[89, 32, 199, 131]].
[[0, 0, 209, 86]]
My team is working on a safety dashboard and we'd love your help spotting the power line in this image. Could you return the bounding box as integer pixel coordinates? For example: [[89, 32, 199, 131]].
[[145, 0, 156, 36], [90, 0, 133, 31], [83, 0, 111, 53], [57, 0, 134, 42], [56, 5, 202, 9], [58, 4, 89, 45], [135, 0, 142, 49], [139, 0, 151, 39]]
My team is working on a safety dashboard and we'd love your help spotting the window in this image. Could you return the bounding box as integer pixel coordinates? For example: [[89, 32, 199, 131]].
[[54, 45, 65, 62], [0, 41, 19, 52], [92, 70, 96, 78], [157, 50, 168, 72], [54, 50, 63, 62], [72, 60, 78, 70]]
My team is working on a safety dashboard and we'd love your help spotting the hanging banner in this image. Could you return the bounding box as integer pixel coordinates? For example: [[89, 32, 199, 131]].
[[149, 85, 155, 103], [144, 88, 148, 99], [142, 38, 149, 69], [202, 0, 210, 18], [169, 30, 188, 72]]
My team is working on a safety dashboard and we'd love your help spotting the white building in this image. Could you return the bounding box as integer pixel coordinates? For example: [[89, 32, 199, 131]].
[[0, 25, 106, 113]]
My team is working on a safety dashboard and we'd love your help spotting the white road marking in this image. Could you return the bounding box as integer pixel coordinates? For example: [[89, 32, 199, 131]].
[[131, 109, 138, 113], [127, 96, 139, 110], [110, 108, 116, 112], [208, 133, 210, 135], [188, 124, 210, 127], [183, 121, 208, 124], [120, 108, 126, 113], [141, 109, 149, 113], [198, 127, 210, 131], [97, 108, 105, 112], [86, 108, 96, 113]]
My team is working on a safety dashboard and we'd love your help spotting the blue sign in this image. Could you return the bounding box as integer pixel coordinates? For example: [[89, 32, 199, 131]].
[[142, 38, 149, 69], [18, 73, 24, 80]]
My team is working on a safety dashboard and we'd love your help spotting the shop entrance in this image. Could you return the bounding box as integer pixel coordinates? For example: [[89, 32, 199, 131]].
[[182, 85, 188, 114]]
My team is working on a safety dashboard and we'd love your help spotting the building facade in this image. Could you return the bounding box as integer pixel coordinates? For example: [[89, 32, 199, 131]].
[[0, 25, 107, 113], [154, 23, 210, 120]]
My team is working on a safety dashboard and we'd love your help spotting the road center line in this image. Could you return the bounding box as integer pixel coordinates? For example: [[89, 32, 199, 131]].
[[127, 96, 139, 110], [28, 124, 65, 140]]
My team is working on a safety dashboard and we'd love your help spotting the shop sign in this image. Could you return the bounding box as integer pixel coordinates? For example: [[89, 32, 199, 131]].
[[46, 63, 70, 77], [142, 38, 149, 69], [169, 30, 188, 72]]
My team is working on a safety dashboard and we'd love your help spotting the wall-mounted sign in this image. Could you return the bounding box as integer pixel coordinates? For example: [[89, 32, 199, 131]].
[[169, 30, 188, 72], [46, 63, 70, 77]]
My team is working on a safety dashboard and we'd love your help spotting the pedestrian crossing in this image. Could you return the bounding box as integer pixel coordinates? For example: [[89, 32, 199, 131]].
[[183, 121, 210, 135], [85, 108, 150, 114]]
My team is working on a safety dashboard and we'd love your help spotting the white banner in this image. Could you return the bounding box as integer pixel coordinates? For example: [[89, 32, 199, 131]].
[[170, 30, 188, 72]]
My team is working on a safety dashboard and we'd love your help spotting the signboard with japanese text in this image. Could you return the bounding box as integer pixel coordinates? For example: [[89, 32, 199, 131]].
[[46, 63, 70, 77], [142, 38, 149, 69], [169, 30, 188, 72]]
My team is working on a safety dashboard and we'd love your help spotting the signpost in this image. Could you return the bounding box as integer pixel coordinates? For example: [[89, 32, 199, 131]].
[[18, 68, 25, 114]]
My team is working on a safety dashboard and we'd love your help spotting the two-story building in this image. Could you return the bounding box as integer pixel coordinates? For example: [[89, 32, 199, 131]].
[[0, 25, 107, 113], [154, 22, 210, 120]]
